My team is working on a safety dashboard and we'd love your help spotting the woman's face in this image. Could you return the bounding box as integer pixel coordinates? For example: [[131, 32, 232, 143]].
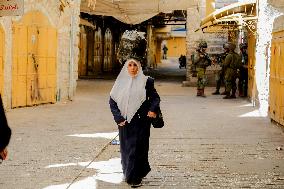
[[127, 61, 139, 77]]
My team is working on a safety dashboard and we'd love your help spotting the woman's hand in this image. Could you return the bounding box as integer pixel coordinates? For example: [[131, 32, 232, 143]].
[[118, 120, 127, 127], [147, 111, 157, 118], [0, 148, 8, 160]]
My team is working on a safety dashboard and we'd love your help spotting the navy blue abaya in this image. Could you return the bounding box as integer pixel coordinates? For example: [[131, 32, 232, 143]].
[[109, 77, 160, 182], [0, 95, 11, 152]]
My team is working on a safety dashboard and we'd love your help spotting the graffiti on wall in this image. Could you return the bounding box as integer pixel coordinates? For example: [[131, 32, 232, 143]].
[[0, 0, 24, 16]]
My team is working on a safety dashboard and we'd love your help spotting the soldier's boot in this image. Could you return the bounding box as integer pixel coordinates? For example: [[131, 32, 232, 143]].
[[196, 89, 201, 96], [239, 88, 247, 97], [199, 89, 206, 97], [220, 91, 227, 95], [223, 92, 231, 99], [238, 86, 244, 97], [212, 90, 220, 95], [243, 89, 248, 97], [230, 89, 236, 98]]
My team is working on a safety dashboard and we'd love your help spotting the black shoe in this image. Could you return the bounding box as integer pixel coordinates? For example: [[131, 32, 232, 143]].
[[127, 178, 142, 188], [223, 95, 232, 99], [131, 183, 142, 188], [220, 91, 227, 95], [212, 91, 220, 95], [230, 95, 236, 99]]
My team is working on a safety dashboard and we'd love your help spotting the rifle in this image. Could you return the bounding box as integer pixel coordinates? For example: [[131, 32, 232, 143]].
[[216, 52, 227, 65], [197, 49, 212, 65]]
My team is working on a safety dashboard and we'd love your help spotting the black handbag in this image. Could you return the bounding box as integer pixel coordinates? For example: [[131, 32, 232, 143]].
[[151, 107, 164, 128]]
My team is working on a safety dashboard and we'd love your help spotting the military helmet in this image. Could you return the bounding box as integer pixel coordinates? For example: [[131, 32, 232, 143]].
[[239, 43, 248, 49], [223, 42, 236, 51], [198, 41, 207, 48]]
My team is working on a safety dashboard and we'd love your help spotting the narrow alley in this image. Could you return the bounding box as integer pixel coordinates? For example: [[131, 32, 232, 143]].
[[0, 60, 283, 189]]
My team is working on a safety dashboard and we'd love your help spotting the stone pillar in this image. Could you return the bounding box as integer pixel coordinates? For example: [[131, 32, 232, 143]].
[[184, 5, 204, 86]]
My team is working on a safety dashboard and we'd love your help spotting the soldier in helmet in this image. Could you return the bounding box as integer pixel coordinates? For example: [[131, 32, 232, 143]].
[[192, 41, 211, 97], [238, 43, 248, 97], [212, 43, 229, 95], [222, 42, 242, 99]]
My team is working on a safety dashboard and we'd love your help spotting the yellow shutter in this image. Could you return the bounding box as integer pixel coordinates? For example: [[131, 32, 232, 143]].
[[12, 11, 57, 108], [269, 30, 284, 126]]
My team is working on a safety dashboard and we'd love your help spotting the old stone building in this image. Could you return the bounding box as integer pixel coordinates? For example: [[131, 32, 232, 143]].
[[0, 0, 81, 108], [0, 0, 198, 109], [0, 0, 283, 127]]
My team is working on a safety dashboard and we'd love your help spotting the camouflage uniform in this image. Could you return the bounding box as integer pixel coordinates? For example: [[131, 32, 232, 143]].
[[223, 43, 242, 99], [192, 41, 211, 97], [212, 51, 227, 95], [238, 43, 248, 97]]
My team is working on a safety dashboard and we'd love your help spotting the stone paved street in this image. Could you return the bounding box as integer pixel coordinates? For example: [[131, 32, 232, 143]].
[[0, 60, 284, 189]]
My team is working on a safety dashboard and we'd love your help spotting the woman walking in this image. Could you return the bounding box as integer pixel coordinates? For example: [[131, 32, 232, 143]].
[[109, 58, 160, 187]]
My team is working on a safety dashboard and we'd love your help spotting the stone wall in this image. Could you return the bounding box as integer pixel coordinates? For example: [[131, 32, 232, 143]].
[[185, 6, 204, 85], [0, 0, 81, 108]]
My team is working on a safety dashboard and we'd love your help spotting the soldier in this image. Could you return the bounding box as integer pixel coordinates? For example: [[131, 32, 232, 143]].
[[222, 42, 242, 99], [192, 41, 211, 97], [238, 43, 248, 97], [212, 44, 228, 95]]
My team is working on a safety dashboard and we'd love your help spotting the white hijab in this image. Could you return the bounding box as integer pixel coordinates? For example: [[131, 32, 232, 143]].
[[110, 59, 148, 123]]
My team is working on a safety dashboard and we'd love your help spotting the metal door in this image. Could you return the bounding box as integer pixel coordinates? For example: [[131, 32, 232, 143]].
[[269, 30, 284, 126], [269, 40, 280, 122], [12, 11, 57, 107], [103, 28, 113, 71], [279, 41, 284, 125], [247, 33, 256, 102]]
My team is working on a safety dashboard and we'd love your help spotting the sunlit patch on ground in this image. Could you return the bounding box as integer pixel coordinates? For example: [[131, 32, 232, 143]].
[[87, 158, 123, 184], [43, 158, 123, 189], [239, 110, 267, 118], [67, 132, 119, 139], [43, 177, 97, 189], [238, 103, 254, 107], [45, 162, 80, 168]]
